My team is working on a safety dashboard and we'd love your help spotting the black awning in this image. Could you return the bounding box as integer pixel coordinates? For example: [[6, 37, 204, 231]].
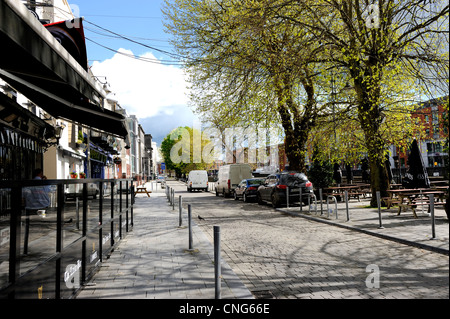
[[0, 69, 128, 138], [0, 0, 128, 138], [0, 91, 56, 141]]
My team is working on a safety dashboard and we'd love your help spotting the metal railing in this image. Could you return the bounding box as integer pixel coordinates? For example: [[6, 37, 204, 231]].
[[0, 178, 134, 299]]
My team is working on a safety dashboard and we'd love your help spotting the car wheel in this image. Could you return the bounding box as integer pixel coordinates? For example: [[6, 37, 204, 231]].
[[243, 193, 248, 203], [234, 192, 239, 200], [215, 188, 219, 196]]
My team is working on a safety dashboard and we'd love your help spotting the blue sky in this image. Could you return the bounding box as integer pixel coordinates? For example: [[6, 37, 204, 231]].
[[73, 0, 172, 62], [69, 0, 198, 145]]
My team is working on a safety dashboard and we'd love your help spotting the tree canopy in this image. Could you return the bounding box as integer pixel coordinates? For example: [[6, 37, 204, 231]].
[[160, 126, 213, 176], [163, 0, 449, 206]]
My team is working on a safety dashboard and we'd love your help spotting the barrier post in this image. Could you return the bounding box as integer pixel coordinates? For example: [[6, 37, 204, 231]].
[[299, 187, 302, 212], [319, 188, 323, 215], [430, 194, 436, 239], [214, 226, 221, 299], [172, 189, 175, 210], [286, 187, 289, 208], [345, 191, 350, 221], [179, 195, 182, 227], [188, 204, 193, 250], [376, 191, 384, 229]]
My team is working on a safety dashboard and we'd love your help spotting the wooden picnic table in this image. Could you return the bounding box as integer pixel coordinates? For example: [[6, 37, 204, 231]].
[[323, 185, 366, 201], [386, 188, 445, 218], [135, 186, 151, 197], [430, 181, 449, 187]]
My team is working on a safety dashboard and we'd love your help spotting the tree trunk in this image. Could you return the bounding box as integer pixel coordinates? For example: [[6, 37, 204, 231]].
[[355, 86, 390, 207], [274, 76, 312, 173]]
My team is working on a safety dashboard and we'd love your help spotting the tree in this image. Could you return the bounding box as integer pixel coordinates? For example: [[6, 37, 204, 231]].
[[163, 0, 327, 172], [163, 0, 449, 206], [284, 0, 449, 205], [160, 126, 213, 177]]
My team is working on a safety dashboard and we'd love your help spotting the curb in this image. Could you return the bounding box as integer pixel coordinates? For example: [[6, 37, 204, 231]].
[[276, 208, 449, 256]]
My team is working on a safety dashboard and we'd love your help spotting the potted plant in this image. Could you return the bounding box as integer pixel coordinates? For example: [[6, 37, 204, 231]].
[[70, 171, 78, 179], [79, 172, 86, 179]]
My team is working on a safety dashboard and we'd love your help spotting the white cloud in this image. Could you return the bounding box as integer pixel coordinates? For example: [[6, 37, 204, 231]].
[[91, 48, 189, 119]]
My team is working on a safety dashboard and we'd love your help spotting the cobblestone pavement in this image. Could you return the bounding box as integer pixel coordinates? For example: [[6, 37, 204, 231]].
[[76, 189, 253, 299], [170, 182, 449, 299], [77, 180, 449, 299]]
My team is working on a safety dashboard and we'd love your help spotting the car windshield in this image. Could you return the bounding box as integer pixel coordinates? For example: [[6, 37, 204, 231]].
[[158, 176, 164, 180], [247, 179, 265, 186], [280, 173, 308, 186]]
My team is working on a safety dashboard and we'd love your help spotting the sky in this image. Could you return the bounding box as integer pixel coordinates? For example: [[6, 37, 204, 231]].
[[67, 0, 198, 145]]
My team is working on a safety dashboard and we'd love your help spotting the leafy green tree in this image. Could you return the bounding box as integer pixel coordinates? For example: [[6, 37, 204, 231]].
[[285, 0, 449, 205], [160, 126, 213, 177], [163, 0, 327, 173], [163, 0, 448, 206]]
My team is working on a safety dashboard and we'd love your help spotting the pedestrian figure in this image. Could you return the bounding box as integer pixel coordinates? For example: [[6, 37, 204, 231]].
[[23, 168, 50, 212], [22, 168, 51, 254]]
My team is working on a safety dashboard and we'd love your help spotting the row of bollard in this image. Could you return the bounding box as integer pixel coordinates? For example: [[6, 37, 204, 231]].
[[165, 184, 222, 299], [289, 187, 437, 240], [164, 183, 439, 300]]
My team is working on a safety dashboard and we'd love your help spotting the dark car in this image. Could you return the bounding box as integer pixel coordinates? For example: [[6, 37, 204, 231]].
[[234, 178, 266, 202], [257, 172, 313, 208]]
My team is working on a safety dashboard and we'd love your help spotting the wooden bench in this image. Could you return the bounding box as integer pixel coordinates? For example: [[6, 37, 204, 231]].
[[135, 187, 151, 197], [348, 192, 365, 201], [383, 197, 401, 209], [404, 201, 446, 218]]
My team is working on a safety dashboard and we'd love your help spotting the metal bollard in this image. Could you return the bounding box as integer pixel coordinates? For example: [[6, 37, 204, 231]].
[[376, 191, 384, 229], [179, 195, 183, 227], [344, 190, 350, 221], [319, 188, 323, 215], [188, 204, 193, 250], [214, 226, 221, 299], [172, 189, 175, 210], [327, 195, 338, 219], [286, 186, 289, 208], [430, 194, 436, 239], [299, 187, 302, 213]]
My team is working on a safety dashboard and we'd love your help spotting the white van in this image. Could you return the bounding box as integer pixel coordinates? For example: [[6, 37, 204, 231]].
[[215, 164, 253, 197], [187, 170, 208, 192]]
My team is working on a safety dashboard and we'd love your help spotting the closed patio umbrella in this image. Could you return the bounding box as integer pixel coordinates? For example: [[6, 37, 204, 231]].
[[402, 139, 430, 189]]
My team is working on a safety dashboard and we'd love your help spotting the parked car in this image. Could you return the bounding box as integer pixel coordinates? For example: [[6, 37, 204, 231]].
[[187, 170, 208, 192], [157, 175, 166, 188], [234, 178, 266, 202], [257, 172, 313, 208], [156, 176, 165, 183], [215, 164, 253, 197]]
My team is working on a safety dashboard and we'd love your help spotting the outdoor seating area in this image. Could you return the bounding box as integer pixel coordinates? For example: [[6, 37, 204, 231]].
[[135, 186, 152, 197], [323, 184, 372, 202], [385, 186, 448, 218]]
